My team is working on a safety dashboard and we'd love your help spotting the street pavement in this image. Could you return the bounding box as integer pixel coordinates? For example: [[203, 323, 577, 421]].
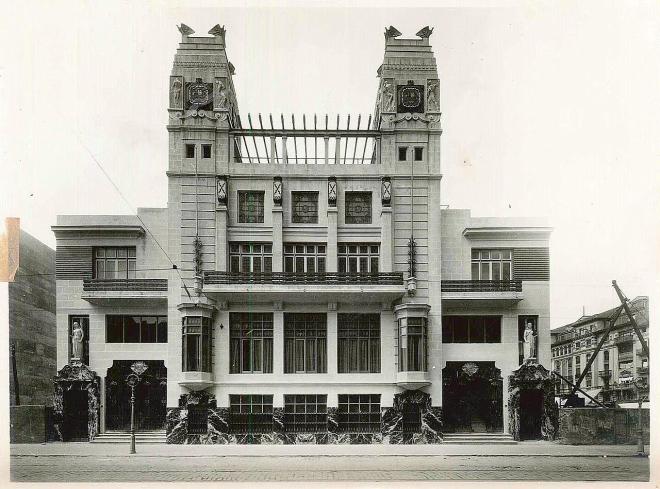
[[10, 442, 650, 482]]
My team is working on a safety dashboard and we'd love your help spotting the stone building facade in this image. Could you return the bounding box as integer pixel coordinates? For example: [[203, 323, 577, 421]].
[[52, 25, 553, 443]]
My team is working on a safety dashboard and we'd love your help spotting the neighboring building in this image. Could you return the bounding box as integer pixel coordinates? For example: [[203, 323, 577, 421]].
[[52, 26, 552, 444], [9, 229, 57, 406], [551, 296, 649, 405]]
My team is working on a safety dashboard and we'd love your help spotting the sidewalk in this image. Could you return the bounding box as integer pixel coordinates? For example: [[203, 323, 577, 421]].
[[11, 441, 648, 458]]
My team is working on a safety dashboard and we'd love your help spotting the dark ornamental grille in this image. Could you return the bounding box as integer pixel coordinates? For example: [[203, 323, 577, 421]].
[[345, 192, 372, 224], [292, 192, 319, 223], [337, 394, 381, 433], [230, 395, 274, 434], [238, 191, 265, 223], [284, 394, 328, 433], [187, 405, 209, 434]]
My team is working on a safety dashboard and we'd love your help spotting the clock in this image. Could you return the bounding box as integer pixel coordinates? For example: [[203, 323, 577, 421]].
[[397, 81, 425, 113]]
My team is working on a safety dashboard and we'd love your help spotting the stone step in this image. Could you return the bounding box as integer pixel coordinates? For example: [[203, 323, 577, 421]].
[[443, 433, 517, 445]]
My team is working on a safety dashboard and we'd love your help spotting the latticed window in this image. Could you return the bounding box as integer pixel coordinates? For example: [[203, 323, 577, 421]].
[[338, 314, 380, 373], [284, 244, 326, 273], [284, 314, 327, 373], [229, 395, 273, 434], [229, 313, 273, 373], [337, 394, 381, 433], [471, 249, 512, 280], [398, 317, 427, 372], [182, 316, 212, 373], [291, 192, 319, 224], [284, 394, 327, 433], [402, 403, 421, 433], [94, 247, 136, 279], [345, 192, 372, 224], [238, 191, 265, 223], [187, 405, 208, 434], [338, 244, 379, 273], [229, 243, 272, 273]]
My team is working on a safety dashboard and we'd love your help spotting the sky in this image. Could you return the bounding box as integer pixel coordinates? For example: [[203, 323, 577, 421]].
[[1, 1, 659, 329]]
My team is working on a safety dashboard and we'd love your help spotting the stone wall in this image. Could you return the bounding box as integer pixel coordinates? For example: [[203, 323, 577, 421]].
[[556, 408, 650, 445], [10, 406, 47, 443]]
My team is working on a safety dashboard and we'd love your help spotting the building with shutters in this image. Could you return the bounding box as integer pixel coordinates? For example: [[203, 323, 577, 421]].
[[52, 25, 552, 444], [551, 296, 649, 406]]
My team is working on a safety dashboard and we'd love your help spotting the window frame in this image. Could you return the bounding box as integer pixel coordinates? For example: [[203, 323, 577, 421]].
[[337, 394, 381, 433], [337, 243, 379, 273], [398, 317, 428, 372], [283, 394, 327, 433], [291, 191, 319, 224], [229, 395, 274, 434], [337, 314, 381, 373], [181, 316, 212, 373], [283, 243, 326, 274], [237, 191, 265, 224], [413, 147, 424, 161], [229, 242, 273, 273], [284, 313, 327, 374], [106, 314, 168, 344], [93, 247, 136, 279], [201, 144, 212, 159], [442, 316, 502, 344], [398, 146, 408, 162], [229, 313, 274, 374], [470, 249, 513, 281], [185, 143, 195, 159]]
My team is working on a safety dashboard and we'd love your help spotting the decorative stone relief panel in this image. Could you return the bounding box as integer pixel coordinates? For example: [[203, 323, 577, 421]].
[[170, 76, 184, 110]]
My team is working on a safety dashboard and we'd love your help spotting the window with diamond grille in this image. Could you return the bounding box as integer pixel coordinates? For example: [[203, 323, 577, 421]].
[[238, 191, 265, 223], [229, 395, 274, 434], [337, 394, 381, 433], [338, 244, 379, 273], [338, 314, 380, 373], [345, 192, 372, 224], [291, 192, 319, 224], [284, 314, 327, 373], [284, 243, 326, 273], [284, 394, 327, 433], [229, 313, 273, 374], [229, 243, 273, 273]]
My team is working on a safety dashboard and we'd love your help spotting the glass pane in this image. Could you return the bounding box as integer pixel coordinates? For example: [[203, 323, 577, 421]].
[[296, 257, 305, 272], [359, 257, 368, 272], [349, 257, 358, 273], [480, 263, 489, 280], [338, 257, 346, 273], [106, 249, 117, 258], [471, 262, 479, 280], [263, 256, 272, 272], [96, 260, 105, 278], [492, 262, 501, 280], [317, 257, 326, 273], [106, 316, 123, 343], [480, 251, 490, 259], [370, 257, 379, 273], [242, 340, 251, 372], [230, 256, 240, 273], [128, 248, 136, 258], [117, 248, 127, 258], [285, 257, 294, 273], [306, 257, 315, 273], [503, 262, 511, 280], [253, 258, 262, 273], [141, 316, 157, 343], [471, 250, 479, 260], [295, 340, 305, 372]]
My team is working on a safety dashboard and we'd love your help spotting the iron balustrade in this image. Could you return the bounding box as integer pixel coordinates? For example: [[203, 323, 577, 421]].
[[441, 280, 522, 292], [203, 271, 403, 286], [83, 279, 168, 292]]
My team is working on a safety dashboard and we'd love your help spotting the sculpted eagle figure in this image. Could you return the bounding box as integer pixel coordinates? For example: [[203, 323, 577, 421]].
[[416, 26, 434, 39], [384, 26, 402, 40], [177, 24, 195, 36], [208, 24, 226, 37]]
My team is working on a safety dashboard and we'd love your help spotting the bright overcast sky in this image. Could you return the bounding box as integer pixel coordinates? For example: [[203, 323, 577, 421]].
[[1, 1, 659, 329]]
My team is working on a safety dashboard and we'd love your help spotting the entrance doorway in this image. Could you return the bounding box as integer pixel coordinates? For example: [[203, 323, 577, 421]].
[[62, 389, 89, 441], [519, 389, 543, 440], [105, 360, 167, 431], [442, 361, 503, 433]]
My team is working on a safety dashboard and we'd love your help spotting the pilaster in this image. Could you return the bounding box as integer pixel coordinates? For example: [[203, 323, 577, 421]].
[[326, 208, 338, 272]]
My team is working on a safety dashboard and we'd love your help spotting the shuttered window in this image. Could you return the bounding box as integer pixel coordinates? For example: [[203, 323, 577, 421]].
[[56, 246, 93, 280], [512, 248, 550, 281]]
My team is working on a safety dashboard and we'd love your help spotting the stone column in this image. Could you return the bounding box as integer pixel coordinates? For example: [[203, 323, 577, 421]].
[[380, 207, 393, 272], [327, 208, 338, 272], [327, 303, 338, 377], [273, 306, 284, 376], [272, 207, 283, 272], [215, 206, 228, 271]]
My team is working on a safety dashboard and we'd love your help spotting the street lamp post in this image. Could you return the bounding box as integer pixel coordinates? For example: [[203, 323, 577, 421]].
[[126, 361, 148, 455], [632, 379, 648, 457]]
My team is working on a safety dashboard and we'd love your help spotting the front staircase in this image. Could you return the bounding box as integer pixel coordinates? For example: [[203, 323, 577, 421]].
[[442, 432, 517, 445], [91, 430, 167, 444]]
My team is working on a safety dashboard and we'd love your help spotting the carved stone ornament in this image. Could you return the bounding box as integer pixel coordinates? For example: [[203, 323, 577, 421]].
[[416, 26, 434, 39], [131, 361, 149, 376], [427, 79, 440, 112], [384, 26, 402, 40], [186, 78, 213, 110], [216, 175, 228, 205], [462, 362, 479, 376], [385, 112, 441, 129], [381, 79, 396, 113], [397, 81, 425, 114], [170, 76, 184, 110], [327, 176, 337, 206], [214, 77, 229, 111], [273, 176, 283, 206], [208, 24, 226, 39], [381, 177, 392, 206], [177, 24, 195, 36]]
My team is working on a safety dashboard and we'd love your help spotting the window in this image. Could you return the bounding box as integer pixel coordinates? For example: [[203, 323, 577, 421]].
[[345, 192, 372, 224], [291, 192, 319, 224], [603, 350, 610, 372], [202, 144, 212, 159], [106, 315, 167, 343], [229, 313, 273, 374], [398, 317, 427, 372], [567, 358, 573, 382], [338, 244, 379, 273], [187, 405, 208, 434], [94, 247, 136, 279], [284, 243, 326, 273], [284, 314, 327, 373], [402, 403, 421, 433], [398, 146, 408, 161], [414, 147, 423, 161], [337, 394, 381, 433], [185, 143, 195, 158], [229, 395, 273, 434], [575, 355, 581, 377], [238, 191, 265, 223], [283, 394, 327, 433], [182, 316, 212, 372], [471, 249, 512, 280], [229, 243, 272, 273], [338, 314, 380, 373], [442, 316, 502, 343]]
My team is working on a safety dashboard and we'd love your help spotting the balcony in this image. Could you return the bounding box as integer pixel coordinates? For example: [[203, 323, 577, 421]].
[[614, 333, 635, 345], [441, 280, 523, 306], [618, 351, 634, 362], [202, 271, 405, 304], [82, 279, 168, 305]]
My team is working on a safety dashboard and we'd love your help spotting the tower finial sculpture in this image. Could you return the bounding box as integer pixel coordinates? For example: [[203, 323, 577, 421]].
[[177, 24, 195, 36], [384, 26, 402, 40], [208, 24, 226, 38], [416, 26, 434, 39]]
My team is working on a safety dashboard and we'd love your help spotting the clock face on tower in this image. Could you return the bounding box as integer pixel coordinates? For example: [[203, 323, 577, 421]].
[[397, 82, 425, 113]]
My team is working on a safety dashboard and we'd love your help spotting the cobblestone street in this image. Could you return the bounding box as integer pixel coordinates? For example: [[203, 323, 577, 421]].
[[10, 443, 650, 482]]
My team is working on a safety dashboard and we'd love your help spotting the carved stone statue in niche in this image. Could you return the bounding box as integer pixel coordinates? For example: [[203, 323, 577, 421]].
[[523, 321, 537, 361], [382, 80, 395, 112], [427, 80, 439, 111], [170, 77, 183, 108], [71, 321, 84, 361]]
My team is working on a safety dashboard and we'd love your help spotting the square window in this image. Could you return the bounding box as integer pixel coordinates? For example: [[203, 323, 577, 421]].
[[238, 191, 265, 223], [292, 192, 319, 224], [185, 144, 195, 159], [202, 144, 212, 159], [398, 146, 408, 161], [414, 147, 423, 161], [345, 192, 372, 224]]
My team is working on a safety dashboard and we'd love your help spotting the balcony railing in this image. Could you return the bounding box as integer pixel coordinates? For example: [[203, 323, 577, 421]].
[[441, 280, 522, 292], [203, 271, 404, 286], [83, 279, 168, 292]]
